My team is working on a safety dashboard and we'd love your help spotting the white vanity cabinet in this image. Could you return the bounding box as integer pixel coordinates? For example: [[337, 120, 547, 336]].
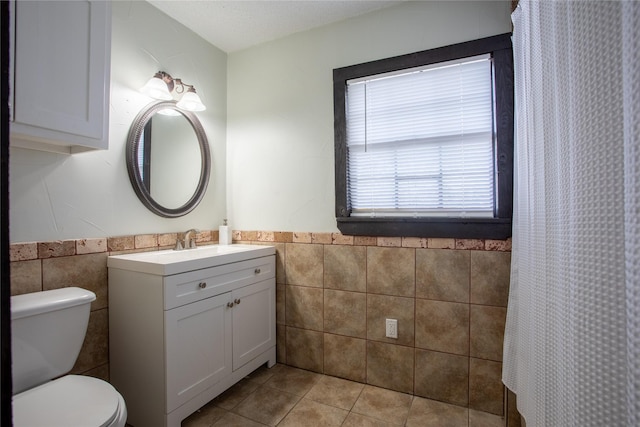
[[108, 245, 276, 427], [9, 0, 111, 153]]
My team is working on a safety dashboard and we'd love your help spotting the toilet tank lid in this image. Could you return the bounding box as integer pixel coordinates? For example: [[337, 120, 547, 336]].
[[11, 287, 97, 320]]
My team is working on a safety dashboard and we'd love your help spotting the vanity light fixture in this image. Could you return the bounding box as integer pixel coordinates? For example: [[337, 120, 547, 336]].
[[140, 71, 206, 112]]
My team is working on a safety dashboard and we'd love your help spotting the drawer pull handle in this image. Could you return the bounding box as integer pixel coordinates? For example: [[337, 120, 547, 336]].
[[234, 298, 241, 305], [198, 282, 207, 289], [227, 301, 234, 308], [254, 268, 261, 274]]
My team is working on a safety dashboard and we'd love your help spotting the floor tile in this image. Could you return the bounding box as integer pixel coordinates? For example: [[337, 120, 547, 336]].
[[304, 375, 365, 410], [469, 408, 505, 427], [213, 377, 261, 410], [341, 412, 396, 427], [405, 397, 468, 427], [263, 364, 322, 396], [351, 385, 413, 426], [181, 401, 228, 426], [277, 398, 348, 427], [211, 412, 268, 427], [245, 364, 277, 384], [232, 385, 300, 426]]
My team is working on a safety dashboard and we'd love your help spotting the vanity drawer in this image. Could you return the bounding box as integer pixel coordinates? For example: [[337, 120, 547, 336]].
[[163, 255, 275, 310]]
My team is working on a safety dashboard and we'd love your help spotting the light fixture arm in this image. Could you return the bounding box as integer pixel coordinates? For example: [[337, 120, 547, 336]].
[[142, 71, 206, 111]]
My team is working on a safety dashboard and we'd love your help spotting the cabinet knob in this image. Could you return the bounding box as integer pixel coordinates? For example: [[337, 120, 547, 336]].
[[198, 282, 207, 289], [254, 268, 261, 274], [234, 298, 241, 305], [227, 301, 234, 308]]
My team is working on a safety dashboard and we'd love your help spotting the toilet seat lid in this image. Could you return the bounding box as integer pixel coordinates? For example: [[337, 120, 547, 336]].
[[13, 375, 122, 427]]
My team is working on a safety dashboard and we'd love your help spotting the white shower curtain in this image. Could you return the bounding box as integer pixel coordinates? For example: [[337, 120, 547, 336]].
[[503, 1, 639, 426]]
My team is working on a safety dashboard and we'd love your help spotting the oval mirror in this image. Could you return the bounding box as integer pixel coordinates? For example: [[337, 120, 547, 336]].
[[126, 101, 211, 217]]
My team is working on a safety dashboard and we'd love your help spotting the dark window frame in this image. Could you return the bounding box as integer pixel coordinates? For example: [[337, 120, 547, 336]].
[[333, 33, 514, 239]]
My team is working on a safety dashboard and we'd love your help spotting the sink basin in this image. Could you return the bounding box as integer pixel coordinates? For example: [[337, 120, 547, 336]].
[[107, 244, 275, 275]]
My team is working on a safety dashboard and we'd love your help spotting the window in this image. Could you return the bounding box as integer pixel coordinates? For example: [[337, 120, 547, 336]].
[[333, 34, 513, 239]]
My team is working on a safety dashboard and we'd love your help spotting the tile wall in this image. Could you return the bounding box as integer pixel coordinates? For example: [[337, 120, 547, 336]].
[[9, 230, 511, 416]]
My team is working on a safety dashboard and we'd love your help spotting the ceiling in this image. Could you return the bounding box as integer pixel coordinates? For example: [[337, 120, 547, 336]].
[[147, 0, 405, 53]]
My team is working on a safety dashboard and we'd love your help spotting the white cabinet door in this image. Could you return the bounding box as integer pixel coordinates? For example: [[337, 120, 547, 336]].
[[165, 293, 232, 412], [11, 0, 111, 152], [232, 280, 276, 370]]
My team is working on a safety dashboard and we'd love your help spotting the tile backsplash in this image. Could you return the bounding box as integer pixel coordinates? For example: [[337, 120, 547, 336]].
[[9, 230, 511, 416]]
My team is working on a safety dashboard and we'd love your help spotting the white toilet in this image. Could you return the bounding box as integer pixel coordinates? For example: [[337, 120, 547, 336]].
[[11, 287, 127, 427]]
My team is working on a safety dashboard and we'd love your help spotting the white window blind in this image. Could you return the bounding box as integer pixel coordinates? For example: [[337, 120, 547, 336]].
[[346, 54, 495, 218]]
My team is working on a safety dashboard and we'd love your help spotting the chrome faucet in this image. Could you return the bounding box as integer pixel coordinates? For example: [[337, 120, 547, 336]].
[[175, 228, 199, 251]]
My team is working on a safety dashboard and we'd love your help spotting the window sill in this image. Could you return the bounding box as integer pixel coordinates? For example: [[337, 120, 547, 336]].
[[336, 216, 512, 239]]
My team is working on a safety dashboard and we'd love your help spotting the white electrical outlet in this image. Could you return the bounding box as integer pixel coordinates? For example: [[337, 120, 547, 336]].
[[385, 318, 398, 339]]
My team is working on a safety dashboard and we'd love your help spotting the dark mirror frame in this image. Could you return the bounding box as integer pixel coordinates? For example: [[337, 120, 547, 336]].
[[126, 100, 211, 218]]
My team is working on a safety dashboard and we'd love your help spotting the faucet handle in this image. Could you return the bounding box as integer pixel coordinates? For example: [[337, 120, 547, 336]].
[[174, 239, 184, 251]]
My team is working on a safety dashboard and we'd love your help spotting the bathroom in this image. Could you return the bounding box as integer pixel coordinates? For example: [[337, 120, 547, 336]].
[[3, 1, 638, 426]]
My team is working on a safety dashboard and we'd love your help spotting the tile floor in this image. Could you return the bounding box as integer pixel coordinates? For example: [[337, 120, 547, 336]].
[[180, 364, 504, 427]]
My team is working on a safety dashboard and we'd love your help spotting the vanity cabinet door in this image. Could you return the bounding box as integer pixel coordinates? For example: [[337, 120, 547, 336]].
[[10, 0, 111, 153], [165, 292, 232, 412], [232, 279, 276, 370]]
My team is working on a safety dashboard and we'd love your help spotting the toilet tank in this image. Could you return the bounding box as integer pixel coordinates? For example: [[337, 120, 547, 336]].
[[11, 287, 96, 394]]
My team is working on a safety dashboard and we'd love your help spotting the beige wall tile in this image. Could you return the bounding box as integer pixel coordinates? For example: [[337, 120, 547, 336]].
[[286, 285, 324, 331], [470, 251, 511, 307], [332, 233, 354, 245], [107, 236, 135, 252], [312, 233, 333, 244], [276, 284, 286, 325], [324, 245, 366, 292], [415, 349, 469, 406], [415, 299, 469, 356], [416, 249, 470, 303], [10, 260, 42, 296], [324, 289, 366, 338], [274, 232, 294, 243], [470, 305, 507, 361], [286, 327, 324, 373], [324, 334, 366, 383], [455, 239, 485, 250], [277, 324, 286, 364], [10, 242, 38, 261], [157, 233, 178, 248], [377, 237, 402, 247], [71, 308, 108, 374], [134, 234, 158, 249], [427, 238, 456, 249], [367, 247, 415, 297], [42, 252, 109, 311], [469, 358, 504, 415], [353, 236, 377, 246], [367, 294, 415, 346], [485, 239, 512, 251], [293, 232, 312, 243], [241, 231, 259, 241], [402, 237, 427, 248], [285, 243, 324, 287], [273, 242, 286, 284], [76, 238, 107, 254], [38, 240, 76, 258], [367, 341, 414, 394], [257, 231, 275, 242]]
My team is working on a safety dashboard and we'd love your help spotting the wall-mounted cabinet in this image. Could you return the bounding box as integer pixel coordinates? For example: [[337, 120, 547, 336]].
[[9, 0, 111, 153], [108, 245, 277, 427]]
